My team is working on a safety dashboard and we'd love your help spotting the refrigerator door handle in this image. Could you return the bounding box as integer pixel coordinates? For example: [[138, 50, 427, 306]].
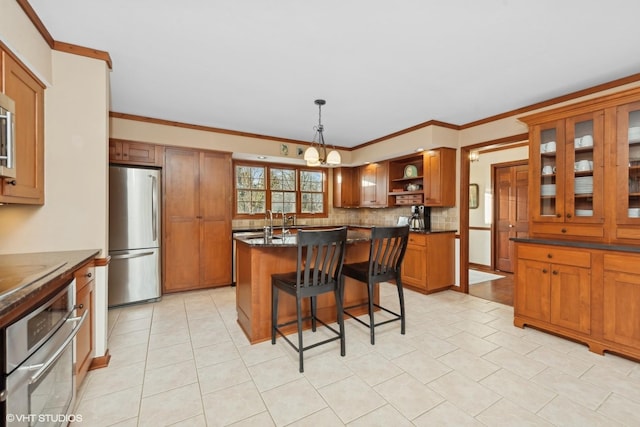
[[111, 251, 155, 260], [150, 174, 158, 242]]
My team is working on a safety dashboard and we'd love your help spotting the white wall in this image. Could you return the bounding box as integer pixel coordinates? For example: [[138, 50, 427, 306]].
[[0, 4, 110, 357], [468, 145, 528, 265]]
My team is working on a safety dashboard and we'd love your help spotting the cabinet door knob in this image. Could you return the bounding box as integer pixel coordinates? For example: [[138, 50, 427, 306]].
[[552, 270, 559, 275], [556, 213, 562, 218], [86, 272, 92, 278], [6, 179, 16, 186], [542, 269, 548, 274], [566, 213, 572, 218], [77, 303, 84, 310]]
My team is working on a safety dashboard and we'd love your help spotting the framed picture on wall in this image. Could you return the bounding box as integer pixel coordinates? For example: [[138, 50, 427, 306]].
[[470, 183, 479, 209]]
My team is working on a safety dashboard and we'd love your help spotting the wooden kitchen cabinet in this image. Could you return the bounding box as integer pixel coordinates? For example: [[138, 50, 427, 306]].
[[423, 148, 456, 207], [524, 111, 605, 240], [614, 101, 640, 242], [401, 232, 455, 294], [520, 87, 640, 244], [164, 147, 232, 292], [514, 240, 640, 360], [74, 260, 95, 388], [515, 244, 591, 335], [602, 253, 640, 351], [388, 154, 425, 206], [333, 167, 360, 208], [109, 138, 163, 166], [359, 161, 388, 207], [0, 49, 45, 204]]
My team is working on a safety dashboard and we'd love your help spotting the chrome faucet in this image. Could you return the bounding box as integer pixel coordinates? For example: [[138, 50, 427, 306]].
[[279, 210, 289, 236], [265, 210, 273, 239]]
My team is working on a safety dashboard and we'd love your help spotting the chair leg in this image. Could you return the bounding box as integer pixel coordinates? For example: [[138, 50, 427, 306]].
[[296, 296, 304, 373], [397, 278, 406, 335], [335, 288, 345, 356], [271, 285, 278, 345], [311, 296, 317, 332], [367, 281, 375, 345]]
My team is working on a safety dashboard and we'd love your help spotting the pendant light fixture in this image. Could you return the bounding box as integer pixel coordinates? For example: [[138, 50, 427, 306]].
[[304, 99, 341, 166]]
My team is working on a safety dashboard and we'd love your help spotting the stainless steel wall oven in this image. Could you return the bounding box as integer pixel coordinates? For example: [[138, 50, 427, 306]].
[[3, 279, 86, 426]]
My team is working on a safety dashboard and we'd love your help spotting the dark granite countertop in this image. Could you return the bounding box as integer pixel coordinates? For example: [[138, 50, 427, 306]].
[[236, 228, 371, 248], [0, 249, 100, 322], [512, 237, 640, 254], [235, 227, 458, 247]]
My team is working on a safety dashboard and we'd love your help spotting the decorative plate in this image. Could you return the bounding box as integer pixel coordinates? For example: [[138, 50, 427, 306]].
[[404, 165, 418, 178]]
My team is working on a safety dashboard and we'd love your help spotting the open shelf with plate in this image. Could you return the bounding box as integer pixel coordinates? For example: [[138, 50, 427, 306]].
[[388, 154, 424, 206]]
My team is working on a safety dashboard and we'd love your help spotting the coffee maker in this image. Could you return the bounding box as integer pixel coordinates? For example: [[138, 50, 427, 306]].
[[409, 205, 430, 231]]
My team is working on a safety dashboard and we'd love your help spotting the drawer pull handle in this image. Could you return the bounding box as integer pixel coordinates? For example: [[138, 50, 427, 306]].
[[561, 228, 567, 233], [547, 254, 553, 259]]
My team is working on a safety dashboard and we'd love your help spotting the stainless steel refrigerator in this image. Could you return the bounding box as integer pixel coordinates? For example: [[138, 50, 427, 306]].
[[108, 165, 161, 307]]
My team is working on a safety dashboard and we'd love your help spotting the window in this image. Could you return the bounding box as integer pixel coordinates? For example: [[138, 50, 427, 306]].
[[234, 162, 327, 218], [236, 165, 266, 214], [300, 170, 324, 213]]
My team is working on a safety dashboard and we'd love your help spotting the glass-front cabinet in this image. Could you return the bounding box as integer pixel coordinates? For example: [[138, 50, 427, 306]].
[[616, 101, 640, 230], [530, 112, 604, 226]]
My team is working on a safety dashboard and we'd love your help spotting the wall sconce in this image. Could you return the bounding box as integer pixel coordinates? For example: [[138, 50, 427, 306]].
[[469, 150, 480, 162]]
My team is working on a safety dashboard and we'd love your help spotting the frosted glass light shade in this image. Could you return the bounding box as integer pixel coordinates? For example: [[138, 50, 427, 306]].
[[304, 146, 319, 163], [326, 150, 341, 165]]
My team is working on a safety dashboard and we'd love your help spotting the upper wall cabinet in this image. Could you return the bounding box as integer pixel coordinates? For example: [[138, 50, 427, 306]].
[[109, 139, 164, 167], [520, 87, 640, 244], [0, 50, 45, 204], [333, 167, 360, 208], [387, 148, 456, 207], [359, 161, 388, 208]]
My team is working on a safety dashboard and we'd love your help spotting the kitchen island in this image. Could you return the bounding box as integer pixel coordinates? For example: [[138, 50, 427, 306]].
[[235, 227, 374, 344]]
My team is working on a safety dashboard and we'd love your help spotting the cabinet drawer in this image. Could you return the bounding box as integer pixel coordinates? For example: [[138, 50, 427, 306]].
[[616, 227, 640, 241], [408, 233, 426, 246], [74, 261, 95, 290], [518, 245, 591, 268], [604, 253, 640, 274], [531, 223, 604, 239]]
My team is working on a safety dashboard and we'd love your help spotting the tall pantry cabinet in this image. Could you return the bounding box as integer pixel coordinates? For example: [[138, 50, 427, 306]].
[[164, 147, 232, 292]]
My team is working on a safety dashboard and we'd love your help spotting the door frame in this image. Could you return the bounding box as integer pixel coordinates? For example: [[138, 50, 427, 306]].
[[492, 159, 529, 272], [459, 134, 528, 294]]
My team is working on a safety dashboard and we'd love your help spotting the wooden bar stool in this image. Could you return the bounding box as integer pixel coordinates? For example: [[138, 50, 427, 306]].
[[341, 225, 409, 344], [271, 227, 348, 372]]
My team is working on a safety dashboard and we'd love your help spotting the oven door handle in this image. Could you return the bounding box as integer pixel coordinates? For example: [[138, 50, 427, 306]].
[[26, 309, 88, 385]]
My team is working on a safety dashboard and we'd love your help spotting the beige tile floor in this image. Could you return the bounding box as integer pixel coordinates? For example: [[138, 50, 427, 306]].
[[75, 284, 640, 426]]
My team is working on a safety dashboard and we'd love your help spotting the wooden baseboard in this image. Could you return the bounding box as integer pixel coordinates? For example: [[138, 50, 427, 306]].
[[88, 349, 111, 370]]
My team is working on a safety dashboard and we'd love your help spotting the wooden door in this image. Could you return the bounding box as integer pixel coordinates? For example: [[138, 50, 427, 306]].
[[495, 163, 529, 272], [164, 148, 201, 292], [200, 151, 232, 286]]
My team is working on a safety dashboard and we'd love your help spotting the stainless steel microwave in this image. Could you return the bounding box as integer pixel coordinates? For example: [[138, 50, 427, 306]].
[[0, 92, 16, 179]]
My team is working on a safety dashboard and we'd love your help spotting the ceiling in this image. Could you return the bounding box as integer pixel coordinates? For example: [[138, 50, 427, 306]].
[[29, 0, 640, 149]]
